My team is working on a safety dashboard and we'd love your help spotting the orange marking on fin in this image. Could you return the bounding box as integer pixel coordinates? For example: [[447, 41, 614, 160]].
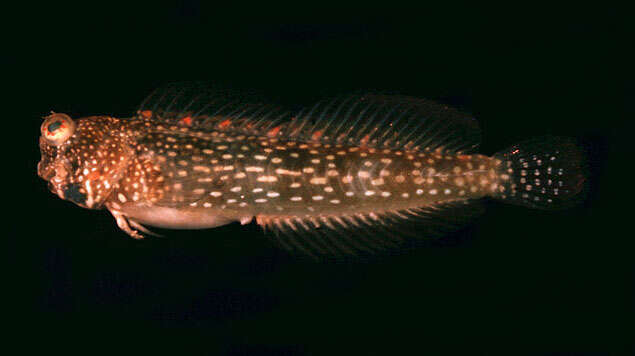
[[311, 130, 323, 141], [458, 155, 471, 160], [179, 116, 192, 125], [140, 110, 152, 119], [255, 215, 266, 227], [86, 171, 100, 180], [267, 126, 281, 137], [219, 119, 231, 129], [360, 135, 370, 145]]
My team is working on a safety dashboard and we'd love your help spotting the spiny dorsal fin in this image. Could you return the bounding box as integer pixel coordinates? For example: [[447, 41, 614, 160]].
[[258, 199, 484, 260], [136, 84, 481, 153], [136, 82, 292, 135]]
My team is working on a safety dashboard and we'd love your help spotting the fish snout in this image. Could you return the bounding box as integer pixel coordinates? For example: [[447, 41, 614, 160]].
[[39, 158, 73, 201], [37, 160, 54, 181]]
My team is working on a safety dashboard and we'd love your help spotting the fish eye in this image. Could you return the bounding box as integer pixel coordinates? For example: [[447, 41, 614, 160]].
[[41, 113, 76, 146]]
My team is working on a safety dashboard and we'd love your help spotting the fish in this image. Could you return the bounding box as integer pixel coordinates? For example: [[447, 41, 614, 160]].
[[37, 84, 587, 258]]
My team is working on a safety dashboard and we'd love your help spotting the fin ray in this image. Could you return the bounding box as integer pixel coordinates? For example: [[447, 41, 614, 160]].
[[258, 199, 483, 258], [288, 94, 481, 153], [137, 84, 480, 154], [136, 82, 293, 135]]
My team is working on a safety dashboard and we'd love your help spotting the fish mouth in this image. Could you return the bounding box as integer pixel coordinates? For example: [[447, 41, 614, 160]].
[[46, 177, 68, 199], [37, 160, 55, 181], [47, 181, 63, 198], [39, 159, 71, 200], [39, 159, 92, 208]]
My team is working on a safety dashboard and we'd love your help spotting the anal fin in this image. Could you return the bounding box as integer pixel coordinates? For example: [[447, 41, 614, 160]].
[[258, 199, 484, 259]]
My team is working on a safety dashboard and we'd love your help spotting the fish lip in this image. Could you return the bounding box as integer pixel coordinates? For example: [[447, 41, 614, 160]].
[[47, 181, 59, 195], [37, 161, 55, 180], [39, 160, 70, 200], [46, 180, 67, 200]]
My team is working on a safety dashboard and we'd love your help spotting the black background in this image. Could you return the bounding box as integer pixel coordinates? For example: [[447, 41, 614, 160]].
[[5, 2, 631, 355]]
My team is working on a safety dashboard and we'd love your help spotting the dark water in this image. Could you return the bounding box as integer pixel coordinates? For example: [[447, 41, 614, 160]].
[[7, 3, 629, 355]]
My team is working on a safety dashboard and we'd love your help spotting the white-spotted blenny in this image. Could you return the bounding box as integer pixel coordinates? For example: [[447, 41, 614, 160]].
[[37, 84, 586, 258]]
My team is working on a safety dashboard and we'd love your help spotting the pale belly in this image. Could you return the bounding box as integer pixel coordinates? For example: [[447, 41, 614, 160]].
[[116, 203, 253, 229]]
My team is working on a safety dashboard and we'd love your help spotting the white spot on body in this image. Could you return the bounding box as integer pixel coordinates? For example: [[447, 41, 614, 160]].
[[371, 178, 385, 186], [193, 166, 211, 173], [257, 176, 278, 183], [310, 177, 327, 185], [275, 168, 301, 176]]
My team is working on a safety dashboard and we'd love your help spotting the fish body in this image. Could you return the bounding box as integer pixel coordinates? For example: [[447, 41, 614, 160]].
[[38, 86, 586, 257]]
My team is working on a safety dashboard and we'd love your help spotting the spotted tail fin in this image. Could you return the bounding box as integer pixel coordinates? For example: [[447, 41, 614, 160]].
[[492, 136, 587, 209]]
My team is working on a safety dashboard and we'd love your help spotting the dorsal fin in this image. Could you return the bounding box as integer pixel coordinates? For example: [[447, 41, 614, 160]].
[[286, 94, 481, 153], [135, 82, 292, 135], [257, 199, 484, 260], [136, 84, 481, 153]]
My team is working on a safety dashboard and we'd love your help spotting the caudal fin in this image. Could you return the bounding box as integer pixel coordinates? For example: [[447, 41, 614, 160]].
[[492, 136, 587, 209]]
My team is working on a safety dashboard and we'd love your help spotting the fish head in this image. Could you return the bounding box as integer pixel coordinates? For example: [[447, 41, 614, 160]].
[[38, 113, 132, 209]]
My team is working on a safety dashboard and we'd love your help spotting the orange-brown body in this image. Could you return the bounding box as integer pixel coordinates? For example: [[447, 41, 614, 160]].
[[37, 88, 585, 257]]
